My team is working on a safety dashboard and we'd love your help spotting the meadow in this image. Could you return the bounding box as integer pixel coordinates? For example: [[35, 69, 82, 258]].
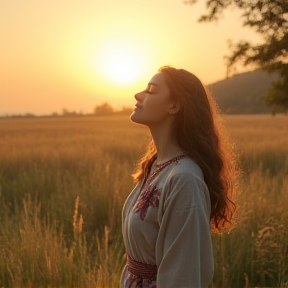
[[0, 114, 287, 288]]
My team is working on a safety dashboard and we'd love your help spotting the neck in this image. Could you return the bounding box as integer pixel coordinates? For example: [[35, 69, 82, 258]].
[[149, 123, 184, 165]]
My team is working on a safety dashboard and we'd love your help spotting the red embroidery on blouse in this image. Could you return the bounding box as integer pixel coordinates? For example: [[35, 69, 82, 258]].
[[134, 184, 161, 221], [133, 154, 189, 221]]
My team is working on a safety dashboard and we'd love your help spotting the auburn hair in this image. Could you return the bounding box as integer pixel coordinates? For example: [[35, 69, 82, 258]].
[[132, 66, 238, 233]]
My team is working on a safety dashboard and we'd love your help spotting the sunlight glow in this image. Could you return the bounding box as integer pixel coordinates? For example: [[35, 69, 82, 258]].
[[96, 41, 149, 85]]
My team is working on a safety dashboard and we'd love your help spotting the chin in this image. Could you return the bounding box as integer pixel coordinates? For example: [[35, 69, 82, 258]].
[[130, 111, 139, 123], [130, 111, 145, 125]]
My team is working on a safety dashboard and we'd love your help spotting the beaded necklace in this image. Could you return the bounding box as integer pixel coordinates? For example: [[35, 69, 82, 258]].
[[145, 154, 189, 185]]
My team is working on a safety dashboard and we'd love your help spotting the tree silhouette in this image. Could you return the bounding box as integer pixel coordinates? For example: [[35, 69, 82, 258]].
[[188, 0, 288, 113], [94, 103, 114, 115]]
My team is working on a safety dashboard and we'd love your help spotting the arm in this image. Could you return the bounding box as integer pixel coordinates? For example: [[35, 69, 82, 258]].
[[155, 172, 214, 288]]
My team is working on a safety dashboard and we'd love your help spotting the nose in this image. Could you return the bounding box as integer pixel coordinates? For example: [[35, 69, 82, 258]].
[[134, 91, 143, 101]]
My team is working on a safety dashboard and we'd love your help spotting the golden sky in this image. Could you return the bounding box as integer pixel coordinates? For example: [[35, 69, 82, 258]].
[[0, 0, 260, 115]]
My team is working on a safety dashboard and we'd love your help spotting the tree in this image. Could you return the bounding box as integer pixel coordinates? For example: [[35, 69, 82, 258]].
[[188, 0, 288, 113], [94, 102, 114, 115]]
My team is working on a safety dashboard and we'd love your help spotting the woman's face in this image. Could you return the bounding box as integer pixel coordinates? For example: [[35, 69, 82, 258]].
[[130, 73, 177, 127]]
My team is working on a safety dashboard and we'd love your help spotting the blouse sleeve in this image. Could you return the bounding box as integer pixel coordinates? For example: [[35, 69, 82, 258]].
[[155, 172, 214, 288]]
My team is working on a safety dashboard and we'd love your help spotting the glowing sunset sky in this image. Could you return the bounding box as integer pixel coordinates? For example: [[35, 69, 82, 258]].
[[0, 0, 260, 115]]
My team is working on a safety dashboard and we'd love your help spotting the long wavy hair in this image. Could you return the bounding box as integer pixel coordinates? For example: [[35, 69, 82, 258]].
[[132, 66, 238, 233]]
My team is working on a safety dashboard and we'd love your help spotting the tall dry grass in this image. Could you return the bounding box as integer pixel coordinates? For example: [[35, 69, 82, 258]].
[[0, 114, 287, 287]]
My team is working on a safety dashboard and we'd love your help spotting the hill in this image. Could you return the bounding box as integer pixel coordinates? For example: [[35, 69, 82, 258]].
[[208, 70, 279, 114]]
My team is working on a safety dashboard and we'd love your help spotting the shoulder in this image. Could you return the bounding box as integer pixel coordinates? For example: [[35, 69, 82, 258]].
[[168, 157, 204, 182], [162, 157, 208, 197], [160, 157, 211, 214]]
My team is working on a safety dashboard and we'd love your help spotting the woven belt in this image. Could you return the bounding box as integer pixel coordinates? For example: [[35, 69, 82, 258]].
[[126, 254, 157, 280]]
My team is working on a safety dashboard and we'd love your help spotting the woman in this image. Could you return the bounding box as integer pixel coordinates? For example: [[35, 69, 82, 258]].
[[121, 66, 237, 288]]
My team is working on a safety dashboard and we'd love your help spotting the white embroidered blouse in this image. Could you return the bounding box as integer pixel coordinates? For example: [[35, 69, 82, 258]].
[[121, 156, 214, 288]]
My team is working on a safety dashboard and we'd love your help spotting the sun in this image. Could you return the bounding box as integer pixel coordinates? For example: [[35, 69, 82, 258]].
[[104, 49, 138, 84], [96, 41, 148, 85]]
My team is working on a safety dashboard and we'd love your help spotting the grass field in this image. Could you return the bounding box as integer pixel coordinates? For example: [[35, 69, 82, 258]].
[[0, 114, 287, 288]]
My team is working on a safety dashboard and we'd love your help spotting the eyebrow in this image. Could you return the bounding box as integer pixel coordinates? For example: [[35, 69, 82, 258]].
[[147, 82, 159, 87]]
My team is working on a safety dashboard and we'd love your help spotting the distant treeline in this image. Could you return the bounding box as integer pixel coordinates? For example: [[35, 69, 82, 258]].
[[2, 103, 133, 118]]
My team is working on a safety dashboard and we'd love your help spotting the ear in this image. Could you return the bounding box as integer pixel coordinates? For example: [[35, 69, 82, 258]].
[[168, 102, 180, 115]]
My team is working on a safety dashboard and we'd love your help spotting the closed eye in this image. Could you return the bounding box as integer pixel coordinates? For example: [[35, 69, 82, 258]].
[[145, 84, 156, 94]]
